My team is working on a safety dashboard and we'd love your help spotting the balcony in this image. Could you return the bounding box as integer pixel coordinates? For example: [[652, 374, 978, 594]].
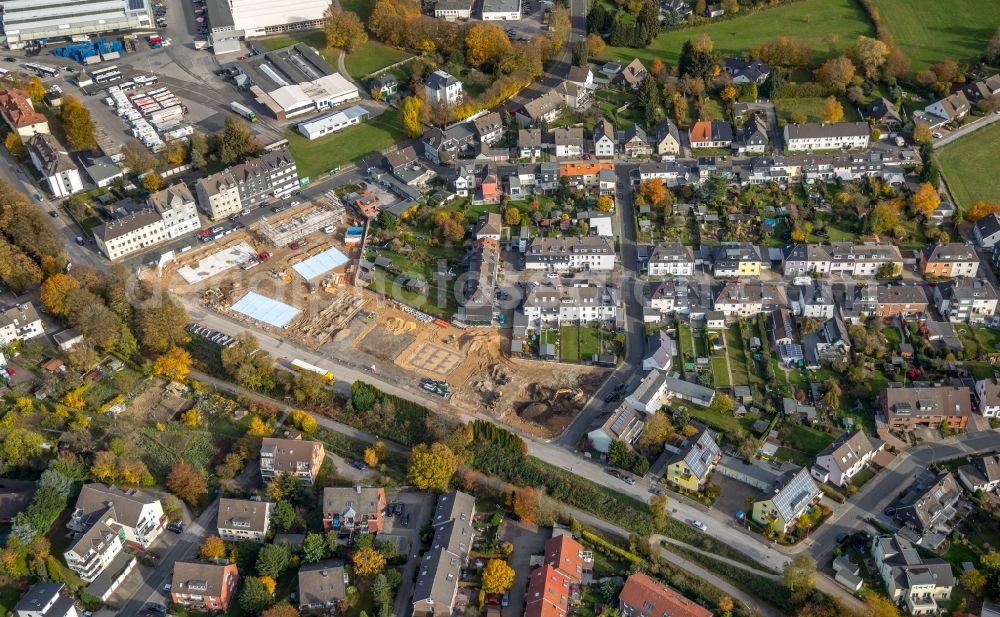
[[907, 595, 937, 614]]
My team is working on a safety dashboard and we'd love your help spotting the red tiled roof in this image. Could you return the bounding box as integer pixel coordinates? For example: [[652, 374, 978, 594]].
[[0, 89, 47, 129], [544, 534, 585, 584], [619, 573, 712, 617], [689, 120, 712, 144], [524, 565, 570, 617], [559, 162, 614, 176]]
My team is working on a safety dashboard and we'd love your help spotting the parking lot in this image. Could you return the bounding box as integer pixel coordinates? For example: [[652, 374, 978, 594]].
[[186, 322, 237, 347]]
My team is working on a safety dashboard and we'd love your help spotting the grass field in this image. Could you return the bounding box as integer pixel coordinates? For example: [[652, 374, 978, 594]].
[[561, 326, 581, 363], [773, 96, 860, 124], [777, 423, 837, 466], [255, 30, 340, 66], [341, 0, 375, 22], [344, 40, 411, 80], [725, 326, 750, 386], [286, 107, 406, 179], [870, 0, 1000, 71], [607, 0, 873, 67], [580, 327, 602, 358], [711, 356, 731, 387], [938, 121, 1000, 211]]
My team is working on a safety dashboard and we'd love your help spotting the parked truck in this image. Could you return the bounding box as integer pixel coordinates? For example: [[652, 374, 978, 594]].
[[291, 359, 334, 384], [229, 101, 256, 122]]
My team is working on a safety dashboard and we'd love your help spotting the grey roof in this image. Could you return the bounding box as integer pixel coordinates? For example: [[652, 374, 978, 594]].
[[171, 561, 235, 599], [436, 0, 473, 10], [877, 534, 955, 593], [520, 90, 564, 121], [975, 213, 1000, 240], [84, 157, 123, 184], [93, 209, 163, 242], [298, 559, 347, 608], [740, 114, 769, 145], [425, 70, 459, 91], [648, 242, 693, 264], [148, 183, 194, 212], [412, 547, 461, 607], [655, 118, 680, 144], [86, 554, 137, 601], [0, 478, 36, 521], [760, 467, 821, 522], [431, 490, 475, 527], [816, 429, 877, 472], [712, 242, 762, 266], [895, 472, 961, 534], [205, 0, 235, 28], [15, 583, 74, 617], [877, 285, 928, 306], [669, 422, 720, 481], [662, 374, 715, 402], [631, 369, 667, 406], [322, 486, 384, 520], [622, 123, 647, 144], [519, 128, 543, 148], [923, 242, 978, 263], [594, 118, 615, 143], [217, 498, 272, 534], [27, 134, 76, 176], [73, 484, 160, 530], [553, 126, 584, 146], [482, 0, 520, 13], [785, 122, 870, 140], [864, 97, 902, 124]]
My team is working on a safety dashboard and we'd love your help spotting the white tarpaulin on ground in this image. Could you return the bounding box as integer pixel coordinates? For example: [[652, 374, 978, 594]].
[[177, 242, 257, 285], [291, 246, 349, 281], [230, 291, 300, 328]]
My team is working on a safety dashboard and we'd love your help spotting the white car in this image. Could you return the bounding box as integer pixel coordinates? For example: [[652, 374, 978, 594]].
[[932, 132, 943, 139], [690, 520, 707, 532], [289, 200, 301, 207], [545, 272, 559, 279], [162, 583, 171, 592]]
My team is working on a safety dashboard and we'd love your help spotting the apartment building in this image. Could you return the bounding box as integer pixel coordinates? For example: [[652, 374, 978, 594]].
[[874, 535, 954, 615], [794, 284, 835, 319], [424, 70, 463, 107], [713, 283, 788, 318], [920, 243, 980, 278], [783, 122, 870, 151], [751, 468, 821, 533], [0, 89, 49, 138], [880, 386, 972, 431], [27, 134, 83, 198], [812, 429, 881, 487], [783, 243, 902, 277], [322, 486, 387, 534], [260, 435, 326, 485], [298, 560, 348, 613], [148, 183, 201, 239], [645, 279, 695, 315], [894, 472, 962, 538], [974, 378, 1000, 418], [0, 302, 44, 346], [170, 561, 240, 613], [875, 285, 929, 318], [64, 485, 164, 583], [524, 236, 615, 271], [933, 279, 998, 323], [665, 422, 721, 492], [196, 148, 298, 219], [619, 573, 712, 617], [711, 243, 764, 277], [647, 242, 695, 276], [552, 127, 584, 158], [216, 498, 273, 543], [93, 210, 167, 261], [522, 284, 618, 328], [412, 491, 476, 617]]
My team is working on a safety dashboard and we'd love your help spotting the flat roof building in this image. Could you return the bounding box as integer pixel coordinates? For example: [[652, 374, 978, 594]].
[[297, 105, 370, 140], [482, 0, 520, 20], [2, 0, 152, 49], [239, 44, 359, 120]]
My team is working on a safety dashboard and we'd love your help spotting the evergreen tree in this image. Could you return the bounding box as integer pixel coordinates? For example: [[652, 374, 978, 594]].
[[609, 12, 631, 47]]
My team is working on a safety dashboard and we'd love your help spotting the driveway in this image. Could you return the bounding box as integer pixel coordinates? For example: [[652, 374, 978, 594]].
[[384, 490, 435, 617], [501, 520, 549, 617]]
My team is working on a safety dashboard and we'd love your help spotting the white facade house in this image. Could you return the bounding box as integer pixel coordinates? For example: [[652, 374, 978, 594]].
[[783, 122, 870, 152], [522, 284, 619, 328], [93, 210, 168, 261], [14, 583, 79, 617], [646, 243, 694, 276], [297, 105, 370, 140], [975, 378, 1000, 418], [481, 0, 520, 20], [434, 0, 473, 19], [553, 127, 584, 158], [874, 535, 955, 615], [27, 134, 83, 198], [424, 70, 463, 107], [812, 430, 880, 487], [593, 119, 616, 158], [0, 303, 44, 346], [148, 183, 200, 239], [217, 498, 274, 543], [625, 370, 670, 413], [524, 237, 616, 271]]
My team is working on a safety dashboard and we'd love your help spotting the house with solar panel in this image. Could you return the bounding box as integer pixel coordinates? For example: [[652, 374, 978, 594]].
[[751, 467, 821, 534], [664, 422, 721, 492]]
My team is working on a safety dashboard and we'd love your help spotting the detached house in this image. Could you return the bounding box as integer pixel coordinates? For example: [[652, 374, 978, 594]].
[[621, 124, 650, 158], [424, 70, 463, 107], [588, 401, 645, 453], [0, 89, 49, 138], [614, 58, 647, 89], [933, 278, 998, 323], [298, 560, 348, 613], [14, 583, 78, 617], [552, 127, 584, 158], [171, 561, 240, 613], [958, 455, 1000, 493], [893, 472, 962, 538], [593, 119, 616, 158], [974, 378, 1000, 418], [260, 435, 326, 485], [722, 58, 771, 85], [812, 429, 881, 488], [973, 213, 1000, 248], [517, 90, 564, 126], [736, 114, 769, 154], [923, 91, 970, 125], [920, 243, 980, 278], [322, 486, 387, 535], [665, 422, 721, 492], [863, 97, 902, 134], [874, 535, 955, 615], [654, 118, 681, 155], [473, 111, 503, 145], [217, 498, 273, 543], [751, 468, 821, 534]]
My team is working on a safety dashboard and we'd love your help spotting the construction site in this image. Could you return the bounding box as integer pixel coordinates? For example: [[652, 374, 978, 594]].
[[151, 195, 610, 438]]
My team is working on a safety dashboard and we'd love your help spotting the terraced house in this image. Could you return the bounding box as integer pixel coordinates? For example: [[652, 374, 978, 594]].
[[665, 422, 721, 492], [920, 243, 980, 279], [751, 468, 821, 534], [524, 237, 616, 271], [522, 284, 619, 328], [646, 242, 695, 276], [711, 243, 764, 277], [782, 242, 902, 277], [412, 491, 476, 617]]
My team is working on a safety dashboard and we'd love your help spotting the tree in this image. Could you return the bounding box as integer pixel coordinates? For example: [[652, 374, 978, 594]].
[[910, 182, 940, 217], [718, 596, 734, 617], [239, 577, 274, 614], [783, 554, 816, 604], [481, 558, 515, 594], [814, 56, 855, 93], [752, 37, 810, 67], [219, 115, 261, 165], [865, 595, 899, 617], [181, 409, 201, 426], [302, 532, 327, 563], [596, 195, 614, 212], [720, 85, 737, 101], [678, 35, 717, 78], [120, 140, 159, 174], [868, 199, 900, 234], [143, 172, 165, 192], [572, 39, 588, 67], [852, 36, 889, 79], [639, 178, 668, 206], [353, 546, 386, 576], [967, 201, 1000, 222], [465, 23, 513, 69], [271, 500, 296, 531], [200, 535, 227, 560], [153, 346, 191, 382], [26, 76, 46, 104], [650, 494, 668, 528], [324, 6, 368, 52], [988, 25, 1000, 64], [408, 442, 457, 491], [789, 110, 808, 124], [636, 412, 674, 455], [401, 96, 422, 138], [257, 542, 291, 578], [912, 121, 932, 144], [959, 568, 986, 596], [135, 293, 189, 354], [40, 274, 81, 317], [930, 59, 959, 85], [822, 379, 842, 409], [4, 132, 26, 159], [262, 605, 300, 617], [504, 206, 522, 225], [2, 429, 44, 466], [163, 140, 187, 165], [61, 96, 98, 151], [167, 460, 207, 505], [822, 96, 844, 123], [586, 33, 606, 56], [512, 486, 538, 524]]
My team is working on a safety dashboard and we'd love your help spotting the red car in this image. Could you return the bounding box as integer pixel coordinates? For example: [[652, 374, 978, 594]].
[[6, 368, 15, 377]]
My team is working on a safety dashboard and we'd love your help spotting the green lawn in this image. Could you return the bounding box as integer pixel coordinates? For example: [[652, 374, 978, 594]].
[[773, 97, 860, 124], [286, 107, 407, 179], [255, 30, 339, 66], [341, 0, 375, 21], [580, 326, 601, 359], [938, 121, 1000, 211], [870, 0, 1000, 71], [777, 423, 837, 466], [561, 326, 581, 363], [0, 587, 20, 617], [607, 0, 873, 67], [711, 356, 731, 387], [725, 326, 750, 386], [344, 40, 411, 80]]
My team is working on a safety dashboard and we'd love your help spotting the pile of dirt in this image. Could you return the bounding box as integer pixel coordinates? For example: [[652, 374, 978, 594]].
[[385, 317, 416, 335], [520, 402, 551, 421]]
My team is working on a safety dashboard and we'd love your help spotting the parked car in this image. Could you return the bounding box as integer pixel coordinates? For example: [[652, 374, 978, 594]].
[[690, 520, 707, 532], [402, 513, 410, 526], [48, 210, 57, 217], [145, 604, 167, 614], [352, 461, 367, 471]]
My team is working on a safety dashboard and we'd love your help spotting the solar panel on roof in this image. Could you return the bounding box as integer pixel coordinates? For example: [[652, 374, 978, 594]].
[[127, 0, 146, 10], [610, 411, 631, 435]]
